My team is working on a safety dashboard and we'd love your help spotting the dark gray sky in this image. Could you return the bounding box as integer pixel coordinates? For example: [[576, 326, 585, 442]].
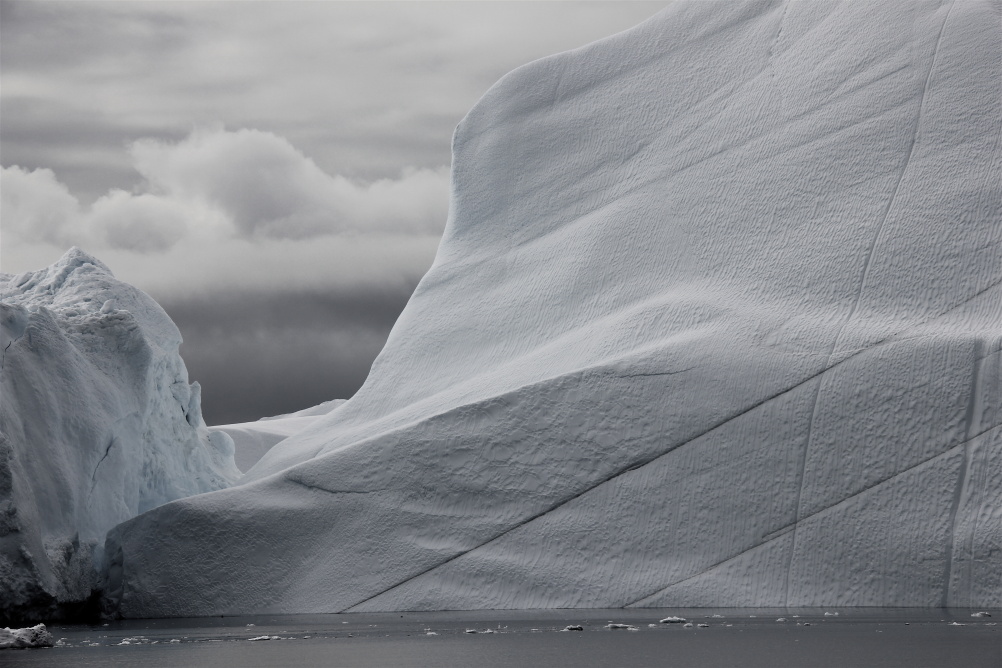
[[1, 0, 667, 424]]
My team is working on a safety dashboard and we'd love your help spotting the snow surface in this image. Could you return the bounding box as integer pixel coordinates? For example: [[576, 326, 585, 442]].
[[0, 249, 239, 621], [209, 400, 345, 472], [105, 0, 1000, 617]]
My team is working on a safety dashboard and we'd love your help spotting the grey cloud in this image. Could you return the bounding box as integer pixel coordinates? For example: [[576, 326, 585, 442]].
[[2, 2, 668, 192], [0, 96, 187, 203], [161, 288, 415, 425]]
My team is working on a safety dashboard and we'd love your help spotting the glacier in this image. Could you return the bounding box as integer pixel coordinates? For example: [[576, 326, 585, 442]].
[[104, 0, 1000, 616], [0, 249, 239, 622]]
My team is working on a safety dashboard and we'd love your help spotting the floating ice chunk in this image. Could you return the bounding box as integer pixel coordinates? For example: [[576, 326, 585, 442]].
[[563, 625, 584, 631], [971, 612, 992, 618], [659, 617, 687, 624], [605, 623, 638, 631], [0, 624, 54, 649]]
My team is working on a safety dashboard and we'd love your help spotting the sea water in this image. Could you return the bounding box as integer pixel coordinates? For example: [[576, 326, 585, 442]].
[[3, 608, 998, 667]]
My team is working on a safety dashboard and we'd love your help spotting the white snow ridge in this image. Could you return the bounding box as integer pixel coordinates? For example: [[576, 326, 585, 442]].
[[104, 0, 999, 617], [0, 249, 240, 622]]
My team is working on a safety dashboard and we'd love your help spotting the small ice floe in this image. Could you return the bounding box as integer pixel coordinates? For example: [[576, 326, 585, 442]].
[[776, 618, 787, 622], [683, 623, 694, 628], [971, 612, 992, 618], [0, 624, 55, 649], [563, 625, 584, 632], [659, 616, 687, 624], [248, 635, 280, 641], [711, 614, 724, 618], [697, 624, 709, 628], [797, 623, 812, 627], [481, 629, 496, 634], [246, 623, 255, 627], [425, 632, 438, 636], [464, 629, 478, 634], [169, 639, 181, 644], [605, 623, 639, 631], [947, 622, 966, 627], [824, 612, 839, 617]]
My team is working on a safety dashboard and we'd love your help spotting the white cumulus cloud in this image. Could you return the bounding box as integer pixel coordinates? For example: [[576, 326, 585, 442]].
[[2, 126, 450, 260]]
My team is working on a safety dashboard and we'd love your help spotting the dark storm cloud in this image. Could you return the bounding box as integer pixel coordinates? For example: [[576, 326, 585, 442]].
[[161, 287, 416, 425]]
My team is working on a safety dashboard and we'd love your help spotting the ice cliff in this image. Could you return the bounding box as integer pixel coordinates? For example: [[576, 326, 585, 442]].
[[105, 0, 1000, 616], [0, 249, 239, 622]]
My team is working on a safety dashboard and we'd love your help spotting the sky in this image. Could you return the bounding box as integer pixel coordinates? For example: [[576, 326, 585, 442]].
[[1, 0, 667, 424]]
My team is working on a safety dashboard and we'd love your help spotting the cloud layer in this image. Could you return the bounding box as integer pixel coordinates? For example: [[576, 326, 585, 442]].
[[2, 127, 450, 254], [1, 128, 446, 424]]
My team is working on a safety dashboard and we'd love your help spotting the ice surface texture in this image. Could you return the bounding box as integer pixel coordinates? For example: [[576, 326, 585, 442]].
[[105, 0, 1001, 617], [0, 624, 53, 649], [0, 249, 239, 622], [209, 400, 345, 472]]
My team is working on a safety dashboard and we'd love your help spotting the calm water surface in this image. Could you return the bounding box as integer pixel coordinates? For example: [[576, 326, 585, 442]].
[[3, 608, 998, 667]]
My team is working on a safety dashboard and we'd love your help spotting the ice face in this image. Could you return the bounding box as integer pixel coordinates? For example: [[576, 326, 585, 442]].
[[0, 248, 239, 622], [104, 1, 1000, 617]]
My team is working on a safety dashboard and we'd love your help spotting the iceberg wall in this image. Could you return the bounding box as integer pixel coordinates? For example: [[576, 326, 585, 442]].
[[105, 0, 1000, 617], [0, 249, 239, 622]]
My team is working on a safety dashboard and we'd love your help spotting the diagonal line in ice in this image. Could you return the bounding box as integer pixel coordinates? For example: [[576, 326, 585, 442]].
[[783, 0, 958, 605], [341, 274, 997, 613], [624, 422, 1000, 608]]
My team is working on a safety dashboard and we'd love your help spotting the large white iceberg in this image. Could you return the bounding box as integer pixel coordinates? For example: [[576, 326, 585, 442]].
[[0, 249, 239, 622], [104, 0, 1000, 617]]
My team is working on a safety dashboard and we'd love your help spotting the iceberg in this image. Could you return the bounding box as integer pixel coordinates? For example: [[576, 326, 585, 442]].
[[0, 249, 239, 622], [209, 400, 346, 472], [105, 0, 1000, 616]]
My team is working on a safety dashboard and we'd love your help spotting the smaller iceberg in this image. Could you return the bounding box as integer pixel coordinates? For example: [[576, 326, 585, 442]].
[[0, 248, 239, 623]]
